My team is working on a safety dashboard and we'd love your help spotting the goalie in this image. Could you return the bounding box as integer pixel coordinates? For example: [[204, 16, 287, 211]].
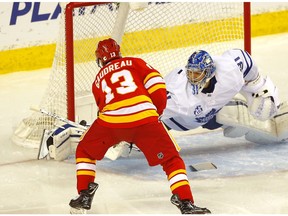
[[160, 49, 288, 144]]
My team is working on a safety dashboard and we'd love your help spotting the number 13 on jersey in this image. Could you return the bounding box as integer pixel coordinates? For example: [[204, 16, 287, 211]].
[[101, 69, 137, 103]]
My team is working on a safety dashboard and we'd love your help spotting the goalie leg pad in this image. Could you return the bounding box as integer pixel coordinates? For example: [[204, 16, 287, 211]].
[[216, 99, 283, 144], [104, 141, 139, 160], [274, 101, 288, 142], [104, 141, 127, 161], [217, 100, 251, 138], [246, 101, 288, 143]]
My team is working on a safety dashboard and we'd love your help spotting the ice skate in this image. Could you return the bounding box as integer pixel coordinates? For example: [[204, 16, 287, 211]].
[[69, 182, 99, 214], [171, 194, 211, 214]]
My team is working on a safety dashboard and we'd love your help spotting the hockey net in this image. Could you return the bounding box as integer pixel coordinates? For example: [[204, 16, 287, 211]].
[[12, 2, 251, 148]]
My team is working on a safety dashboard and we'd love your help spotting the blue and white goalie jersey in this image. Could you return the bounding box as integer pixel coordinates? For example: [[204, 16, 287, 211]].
[[161, 49, 271, 131]]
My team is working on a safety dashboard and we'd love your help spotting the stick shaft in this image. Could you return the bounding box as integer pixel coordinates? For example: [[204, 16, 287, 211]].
[[30, 106, 87, 130]]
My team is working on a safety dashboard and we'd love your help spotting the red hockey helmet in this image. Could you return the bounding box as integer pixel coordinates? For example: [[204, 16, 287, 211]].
[[95, 38, 121, 67]]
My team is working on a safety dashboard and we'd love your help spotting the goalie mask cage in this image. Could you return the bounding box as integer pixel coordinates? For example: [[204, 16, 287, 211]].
[[12, 2, 251, 148]]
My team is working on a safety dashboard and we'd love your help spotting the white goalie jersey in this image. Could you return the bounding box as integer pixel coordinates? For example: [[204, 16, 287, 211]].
[[161, 49, 280, 131]]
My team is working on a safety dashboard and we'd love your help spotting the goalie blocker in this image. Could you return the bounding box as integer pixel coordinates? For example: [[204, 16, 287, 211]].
[[217, 99, 288, 144], [38, 123, 84, 161]]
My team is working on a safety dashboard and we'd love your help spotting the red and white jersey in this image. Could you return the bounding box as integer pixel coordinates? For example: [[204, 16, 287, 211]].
[[92, 57, 167, 128]]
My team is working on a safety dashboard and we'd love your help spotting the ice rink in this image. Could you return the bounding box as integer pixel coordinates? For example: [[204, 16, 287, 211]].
[[0, 33, 288, 214]]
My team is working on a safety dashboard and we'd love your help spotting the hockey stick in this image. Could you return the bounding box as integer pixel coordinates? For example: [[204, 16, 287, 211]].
[[189, 162, 217, 172], [30, 106, 87, 131]]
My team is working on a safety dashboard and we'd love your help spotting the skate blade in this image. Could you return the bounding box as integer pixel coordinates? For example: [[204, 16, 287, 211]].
[[70, 207, 87, 214]]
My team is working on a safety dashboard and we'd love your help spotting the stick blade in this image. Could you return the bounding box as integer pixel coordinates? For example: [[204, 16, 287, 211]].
[[189, 162, 217, 172]]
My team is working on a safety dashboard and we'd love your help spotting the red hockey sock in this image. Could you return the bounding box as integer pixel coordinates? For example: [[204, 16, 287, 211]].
[[162, 156, 194, 202], [75, 145, 96, 193]]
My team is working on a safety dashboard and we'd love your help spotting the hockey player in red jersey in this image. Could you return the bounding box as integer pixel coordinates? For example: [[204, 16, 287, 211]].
[[69, 38, 211, 214]]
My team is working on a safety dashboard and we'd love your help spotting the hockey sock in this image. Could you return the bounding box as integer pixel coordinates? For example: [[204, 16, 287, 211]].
[[75, 145, 97, 193], [162, 156, 194, 202]]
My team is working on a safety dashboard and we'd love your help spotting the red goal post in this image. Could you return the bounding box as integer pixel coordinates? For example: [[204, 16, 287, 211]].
[[12, 2, 251, 148], [65, 2, 108, 122]]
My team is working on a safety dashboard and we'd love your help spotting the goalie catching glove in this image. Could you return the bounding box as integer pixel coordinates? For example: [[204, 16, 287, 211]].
[[242, 75, 280, 121], [38, 123, 85, 161]]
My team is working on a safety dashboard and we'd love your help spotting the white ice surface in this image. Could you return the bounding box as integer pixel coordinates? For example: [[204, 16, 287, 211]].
[[0, 33, 288, 214]]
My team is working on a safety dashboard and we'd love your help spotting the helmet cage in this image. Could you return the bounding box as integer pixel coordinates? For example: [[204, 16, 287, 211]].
[[185, 50, 216, 92]]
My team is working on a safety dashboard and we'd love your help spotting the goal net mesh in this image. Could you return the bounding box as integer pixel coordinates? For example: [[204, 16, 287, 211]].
[[12, 2, 248, 148]]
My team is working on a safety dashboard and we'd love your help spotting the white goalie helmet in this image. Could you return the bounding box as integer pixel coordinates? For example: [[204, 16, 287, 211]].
[[186, 50, 216, 94]]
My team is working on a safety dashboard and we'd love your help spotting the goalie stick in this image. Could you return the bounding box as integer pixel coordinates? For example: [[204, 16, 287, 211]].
[[189, 162, 217, 172], [30, 106, 87, 131]]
